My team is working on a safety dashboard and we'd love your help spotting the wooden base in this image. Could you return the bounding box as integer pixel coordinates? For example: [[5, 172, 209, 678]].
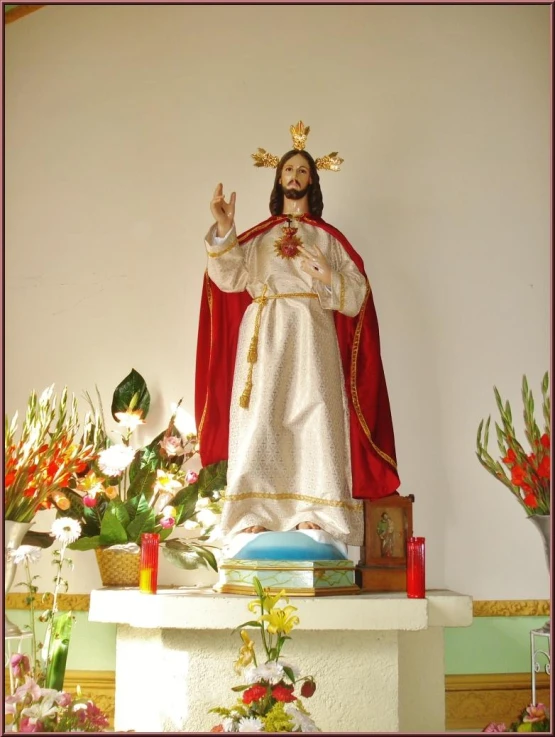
[[357, 565, 407, 593]]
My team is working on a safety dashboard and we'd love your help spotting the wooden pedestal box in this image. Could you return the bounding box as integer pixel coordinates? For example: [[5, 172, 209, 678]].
[[357, 494, 414, 593]]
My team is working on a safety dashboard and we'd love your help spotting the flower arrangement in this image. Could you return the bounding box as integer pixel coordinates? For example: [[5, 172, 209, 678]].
[[55, 369, 225, 569], [476, 372, 550, 516], [482, 702, 550, 732], [209, 578, 320, 733], [4, 386, 96, 523], [5, 659, 109, 733], [5, 520, 110, 732]]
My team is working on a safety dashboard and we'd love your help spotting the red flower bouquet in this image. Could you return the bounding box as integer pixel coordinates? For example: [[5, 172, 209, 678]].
[[476, 372, 550, 516]]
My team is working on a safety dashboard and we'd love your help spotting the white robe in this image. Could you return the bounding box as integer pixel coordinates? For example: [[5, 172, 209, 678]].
[[205, 218, 367, 546]]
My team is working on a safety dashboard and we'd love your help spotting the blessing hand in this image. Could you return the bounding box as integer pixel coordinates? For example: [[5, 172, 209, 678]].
[[210, 183, 236, 238], [298, 244, 332, 286]]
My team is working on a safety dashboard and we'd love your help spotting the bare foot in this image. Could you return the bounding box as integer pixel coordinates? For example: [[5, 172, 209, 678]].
[[296, 522, 321, 530], [242, 526, 268, 533]]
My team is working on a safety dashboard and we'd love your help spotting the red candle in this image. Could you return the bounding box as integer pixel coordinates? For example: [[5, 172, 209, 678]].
[[140, 533, 160, 594], [406, 536, 425, 598]]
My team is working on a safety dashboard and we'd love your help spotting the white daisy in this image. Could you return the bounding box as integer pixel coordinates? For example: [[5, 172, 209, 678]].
[[97, 444, 135, 476], [244, 661, 285, 685], [11, 545, 42, 565], [284, 704, 319, 733], [238, 717, 264, 732], [51, 518, 82, 545], [222, 717, 238, 732]]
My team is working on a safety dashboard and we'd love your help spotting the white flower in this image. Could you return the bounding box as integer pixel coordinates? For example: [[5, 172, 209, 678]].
[[114, 410, 145, 432], [284, 704, 319, 732], [244, 661, 285, 685], [182, 519, 200, 530], [21, 695, 59, 722], [153, 469, 182, 496], [98, 444, 135, 476], [11, 545, 42, 565], [222, 717, 238, 732], [238, 717, 264, 732], [278, 659, 301, 681], [171, 404, 197, 435], [195, 508, 220, 528], [51, 518, 82, 545]]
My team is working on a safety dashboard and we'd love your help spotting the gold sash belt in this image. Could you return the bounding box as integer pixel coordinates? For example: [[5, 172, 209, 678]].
[[239, 289, 318, 409]]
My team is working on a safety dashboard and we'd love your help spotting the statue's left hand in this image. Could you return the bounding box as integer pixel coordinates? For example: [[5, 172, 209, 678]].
[[298, 244, 332, 286]]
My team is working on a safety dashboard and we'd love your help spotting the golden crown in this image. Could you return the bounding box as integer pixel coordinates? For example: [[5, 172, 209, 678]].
[[251, 121, 344, 172]]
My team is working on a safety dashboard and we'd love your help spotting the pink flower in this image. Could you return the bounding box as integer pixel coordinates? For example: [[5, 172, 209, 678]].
[[19, 717, 43, 733], [186, 470, 198, 485], [160, 517, 175, 529], [56, 691, 72, 707], [10, 653, 30, 678], [160, 436, 185, 457], [83, 494, 97, 508], [523, 703, 547, 723], [482, 722, 508, 732]]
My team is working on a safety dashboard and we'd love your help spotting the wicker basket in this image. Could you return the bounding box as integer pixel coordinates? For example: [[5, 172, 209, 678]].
[[95, 547, 140, 587]]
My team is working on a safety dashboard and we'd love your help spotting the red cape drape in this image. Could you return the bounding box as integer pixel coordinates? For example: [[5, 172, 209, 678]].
[[195, 215, 400, 500]]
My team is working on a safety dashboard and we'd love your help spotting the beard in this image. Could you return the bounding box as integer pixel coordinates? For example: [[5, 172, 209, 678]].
[[281, 183, 311, 200]]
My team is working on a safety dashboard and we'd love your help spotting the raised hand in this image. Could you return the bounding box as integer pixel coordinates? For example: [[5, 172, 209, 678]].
[[298, 243, 332, 286], [210, 183, 236, 238]]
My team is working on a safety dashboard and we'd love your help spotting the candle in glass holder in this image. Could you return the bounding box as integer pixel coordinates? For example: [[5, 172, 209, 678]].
[[406, 536, 425, 598], [139, 533, 160, 594]]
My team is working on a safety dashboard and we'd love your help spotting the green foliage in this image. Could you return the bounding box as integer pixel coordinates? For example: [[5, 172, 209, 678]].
[[110, 368, 151, 421]]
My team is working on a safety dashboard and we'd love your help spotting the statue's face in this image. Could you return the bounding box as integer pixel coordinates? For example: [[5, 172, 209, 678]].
[[280, 153, 312, 198]]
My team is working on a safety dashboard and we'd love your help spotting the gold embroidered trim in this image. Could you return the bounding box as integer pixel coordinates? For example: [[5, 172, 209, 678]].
[[239, 286, 268, 409], [339, 273, 345, 312], [350, 281, 397, 470], [239, 218, 286, 245], [221, 490, 364, 512], [207, 237, 238, 258], [197, 272, 213, 437], [253, 292, 318, 303]]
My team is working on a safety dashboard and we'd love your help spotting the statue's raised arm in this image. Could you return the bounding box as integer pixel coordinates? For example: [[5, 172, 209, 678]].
[[210, 183, 236, 238]]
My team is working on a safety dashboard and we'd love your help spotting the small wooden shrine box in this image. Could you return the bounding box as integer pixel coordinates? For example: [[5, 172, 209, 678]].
[[357, 494, 414, 592]]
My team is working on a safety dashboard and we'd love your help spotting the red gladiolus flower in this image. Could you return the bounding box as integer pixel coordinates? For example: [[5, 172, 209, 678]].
[[537, 456, 550, 480], [58, 473, 71, 487], [527, 453, 536, 465], [4, 472, 16, 487], [23, 486, 37, 498], [523, 493, 538, 508], [271, 685, 297, 703], [540, 434, 550, 449], [75, 460, 88, 474], [242, 685, 268, 705], [47, 461, 59, 478], [300, 680, 316, 698], [511, 465, 526, 486], [502, 448, 517, 466]]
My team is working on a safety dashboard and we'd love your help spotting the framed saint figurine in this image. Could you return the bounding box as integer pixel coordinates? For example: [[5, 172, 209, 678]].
[[358, 495, 414, 591]]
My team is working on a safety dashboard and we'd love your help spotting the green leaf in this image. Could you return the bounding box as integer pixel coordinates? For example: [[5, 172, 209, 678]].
[[126, 509, 156, 543], [173, 487, 199, 525], [99, 511, 128, 546], [231, 684, 250, 692], [126, 466, 157, 501], [111, 369, 150, 421], [196, 460, 228, 498], [283, 666, 295, 683], [69, 535, 102, 551], [125, 493, 151, 521], [44, 611, 74, 690], [253, 577, 265, 600]]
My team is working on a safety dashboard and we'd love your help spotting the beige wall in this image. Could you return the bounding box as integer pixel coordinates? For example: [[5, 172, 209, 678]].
[[5, 5, 550, 598]]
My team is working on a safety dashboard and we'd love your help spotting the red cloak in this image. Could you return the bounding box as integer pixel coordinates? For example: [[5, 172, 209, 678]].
[[195, 215, 400, 500]]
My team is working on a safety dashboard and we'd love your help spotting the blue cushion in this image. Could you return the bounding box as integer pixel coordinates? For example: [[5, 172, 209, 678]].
[[234, 531, 347, 561]]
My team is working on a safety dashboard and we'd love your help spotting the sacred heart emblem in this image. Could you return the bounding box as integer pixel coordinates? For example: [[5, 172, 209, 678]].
[[274, 225, 302, 259]]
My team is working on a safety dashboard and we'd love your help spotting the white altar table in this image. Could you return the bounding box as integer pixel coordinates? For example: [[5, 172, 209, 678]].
[[89, 587, 472, 733]]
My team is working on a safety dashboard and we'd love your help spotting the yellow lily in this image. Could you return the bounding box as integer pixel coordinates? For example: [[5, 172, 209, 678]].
[[259, 605, 300, 635], [247, 589, 288, 615], [233, 630, 256, 674]]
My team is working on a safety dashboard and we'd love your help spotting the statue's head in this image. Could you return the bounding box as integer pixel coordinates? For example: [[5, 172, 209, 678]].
[[269, 150, 323, 218]]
